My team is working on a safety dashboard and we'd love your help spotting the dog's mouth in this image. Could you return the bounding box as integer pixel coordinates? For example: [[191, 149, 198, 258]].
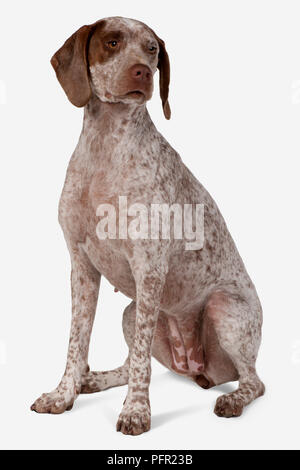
[[124, 90, 145, 99], [113, 88, 151, 104], [114, 90, 148, 102]]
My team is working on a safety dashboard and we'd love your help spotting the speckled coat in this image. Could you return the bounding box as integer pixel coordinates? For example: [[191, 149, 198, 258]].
[[31, 17, 265, 435]]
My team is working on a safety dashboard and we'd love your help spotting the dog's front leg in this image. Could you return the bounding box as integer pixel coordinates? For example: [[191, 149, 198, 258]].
[[31, 248, 100, 414], [117, 251, 168, 435]]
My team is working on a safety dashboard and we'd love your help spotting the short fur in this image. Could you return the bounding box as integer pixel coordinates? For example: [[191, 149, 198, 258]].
[[31, 17, 264, 435]]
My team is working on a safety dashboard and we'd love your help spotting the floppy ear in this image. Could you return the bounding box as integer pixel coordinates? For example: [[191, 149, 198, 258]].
[[51, 24, 96, 107], [156, 36, 171, 120]]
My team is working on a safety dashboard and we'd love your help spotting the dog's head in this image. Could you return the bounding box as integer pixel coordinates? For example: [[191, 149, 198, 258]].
[[51, 17, 171, 119]]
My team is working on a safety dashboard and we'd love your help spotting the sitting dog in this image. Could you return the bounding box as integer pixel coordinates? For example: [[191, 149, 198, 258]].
[[31, 17, 265, 435]]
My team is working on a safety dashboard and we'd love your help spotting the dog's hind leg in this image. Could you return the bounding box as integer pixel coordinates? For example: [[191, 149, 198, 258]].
[[81, 301, 136, 393], [81, 360, 129, 393], [203, 290, 265, 418]]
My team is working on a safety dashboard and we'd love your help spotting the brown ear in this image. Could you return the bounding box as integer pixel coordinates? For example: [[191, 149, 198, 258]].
[[156, 36, 171, 120], [51, 24, 96, 107]]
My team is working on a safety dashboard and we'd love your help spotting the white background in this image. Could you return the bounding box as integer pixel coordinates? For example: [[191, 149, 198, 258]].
[[1, 0, 300, 450]]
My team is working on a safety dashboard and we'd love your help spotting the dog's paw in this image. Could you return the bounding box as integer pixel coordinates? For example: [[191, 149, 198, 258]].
[[116, 404, 151, 435], [31, 385, 77, 414], [214, 394, 244, 418]]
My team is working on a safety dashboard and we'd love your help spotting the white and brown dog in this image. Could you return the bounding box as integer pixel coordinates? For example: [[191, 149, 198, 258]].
[[31, 17, 265, 435]]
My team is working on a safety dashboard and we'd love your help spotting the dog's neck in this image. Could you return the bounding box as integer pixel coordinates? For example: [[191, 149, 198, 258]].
[[83, 94, 152, 136], [77, 95, 157, 169]]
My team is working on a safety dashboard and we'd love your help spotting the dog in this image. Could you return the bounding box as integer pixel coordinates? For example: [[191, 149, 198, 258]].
[[31, 16, 265, 435]]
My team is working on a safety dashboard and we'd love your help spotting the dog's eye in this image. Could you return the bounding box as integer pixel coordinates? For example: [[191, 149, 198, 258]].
[[107, 40, 118, 48], [149, 45, 157, 53]]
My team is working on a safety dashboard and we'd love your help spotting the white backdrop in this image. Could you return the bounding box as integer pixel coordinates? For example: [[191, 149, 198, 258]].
[[1, 0, 300, 450]]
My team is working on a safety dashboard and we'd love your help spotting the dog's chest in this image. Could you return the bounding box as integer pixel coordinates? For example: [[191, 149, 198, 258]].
[[58, 142, 152, 295], [59, 171, 136, 294], [59, 120, 164, 245]]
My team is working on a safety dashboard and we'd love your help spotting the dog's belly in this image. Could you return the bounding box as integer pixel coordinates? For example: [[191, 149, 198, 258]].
[[152, 311, 238, 388], [82, 236, 137, 298], [81, 235, 224, 316], [82, 235, 204, 308], [166, 316, 204, 375], [152, 312, 214, 387]]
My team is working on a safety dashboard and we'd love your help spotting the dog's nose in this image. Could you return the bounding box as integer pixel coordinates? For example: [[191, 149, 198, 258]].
[[129, 64, 152, 83]]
